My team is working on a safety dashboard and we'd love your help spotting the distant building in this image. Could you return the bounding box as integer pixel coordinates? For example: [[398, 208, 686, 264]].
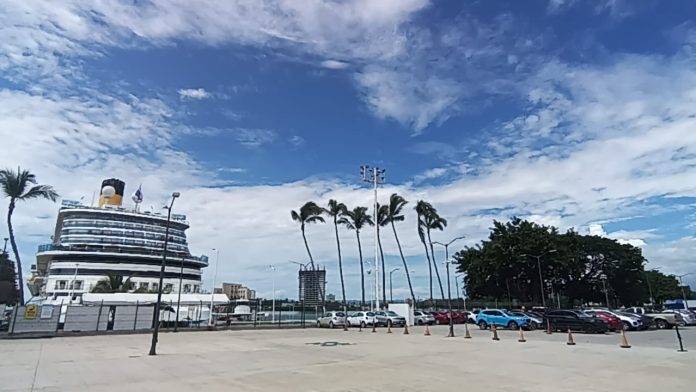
[[220, 282, 256, 300], [299, 268, 326, 306], [326, 293, 336, 302]]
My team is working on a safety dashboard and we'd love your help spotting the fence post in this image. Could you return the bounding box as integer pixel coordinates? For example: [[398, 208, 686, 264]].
[[254, 299, 258, 328], [9, 305, 18, 335], [278, 302, 282, 327], [96, 300, 104, 332], [55, 304, 62, 333], [133, 301, 139, 330], [197, 300, 202, 328]]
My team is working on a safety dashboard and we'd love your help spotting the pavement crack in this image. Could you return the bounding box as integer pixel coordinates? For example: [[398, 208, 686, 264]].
[[30, 342, 43, 392]]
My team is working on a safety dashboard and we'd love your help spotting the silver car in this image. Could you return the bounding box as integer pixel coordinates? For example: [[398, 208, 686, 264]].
[[374, 310, 406, 327], [316, 311, 347, 328], [347, 311, 377, 328], [413, 310, 435, 325]]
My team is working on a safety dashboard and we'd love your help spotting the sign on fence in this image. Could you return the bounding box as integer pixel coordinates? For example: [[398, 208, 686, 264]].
[[24, 304, 38, 320], [40, 305, 54, 319]]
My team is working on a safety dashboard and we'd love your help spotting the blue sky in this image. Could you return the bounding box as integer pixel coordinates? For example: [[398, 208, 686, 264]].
[[2, 0, 696, 300]]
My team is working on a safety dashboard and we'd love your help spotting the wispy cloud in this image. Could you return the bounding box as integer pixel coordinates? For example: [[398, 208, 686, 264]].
[[289, 135, 305, 147], [178, 88, 210, 100], [320, 60, 350, 69]]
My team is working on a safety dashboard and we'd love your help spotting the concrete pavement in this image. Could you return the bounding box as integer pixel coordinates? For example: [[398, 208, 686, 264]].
[[0, 325, 693, 391]]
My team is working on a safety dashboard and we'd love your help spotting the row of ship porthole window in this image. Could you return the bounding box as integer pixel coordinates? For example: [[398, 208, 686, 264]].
[[61, 228, 188, 245], [62, 218, 186, 237], [61, 236, 189, 252], [53, 279, 200, 293]]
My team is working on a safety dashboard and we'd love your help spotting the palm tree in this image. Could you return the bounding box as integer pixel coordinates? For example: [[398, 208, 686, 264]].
[[339, 206, 373, 307], [91, 273, 133, 293], [290, 201, 325, 302], [415, 200, 436, 301], [323, 199, 347, 306], [424, 203, 447, 301], [0, 167, 59, 305], [376, 203, 389, 305], [385, 193, 416, 305]]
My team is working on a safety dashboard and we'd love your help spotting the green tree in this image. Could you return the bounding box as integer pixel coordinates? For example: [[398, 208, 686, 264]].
[[0, 251, 19, 304], [339, 206, 373, 306], [385, 193, 416, 305], [91, 273, 134, 293], [0, 167, 59, 305], [415, 201, 435, 301], [290, 201, 326, 302], [323, 199, 348, 306], [376, 203, 389, 305], [418, 201, 447, 301]]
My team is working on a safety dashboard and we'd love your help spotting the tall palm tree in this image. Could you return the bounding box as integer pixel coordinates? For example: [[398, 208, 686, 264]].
[[385, 193, 416, 305], [323, 199, 347, 306], [376, 203, 389, 305], [339, 206, 373, 307], [415, 200, 436, 301], [91, 273, 133, 293], [290, 201, 325, 302], [424, 203, 447, 301], [0, 167, 59, 305]]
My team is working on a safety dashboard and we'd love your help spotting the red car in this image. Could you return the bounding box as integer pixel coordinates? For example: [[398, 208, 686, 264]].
[[584, 310, 621, 331], [430, 311, 450, 325], [451, 311, 468, 324]]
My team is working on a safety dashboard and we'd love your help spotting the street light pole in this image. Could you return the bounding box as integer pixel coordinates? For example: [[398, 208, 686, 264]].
[[149, 191, 180, 356], [174, 256, 185, 332], [600, 274, 609, 307], [361, 165, 385, 310], [208, 248, 220, 327], [270, 265, 276, 322], [389, 268, 400, 303], [445, 260, 454, 337], [678, 273, 693, 309], [521, 249, 557, 309], [433, 236, 465, 315]]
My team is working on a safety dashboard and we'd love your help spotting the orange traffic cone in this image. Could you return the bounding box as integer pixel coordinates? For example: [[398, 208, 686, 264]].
[[387, 324, 392, 334], [619, 330, 631, 348], [372, 323, 377, 333], [403, 324, 410, 335], [424, 324, 431, 336], [566, 329, 576, 346], [491, 324, 500, 341], [546, 320, 553, 334], [518, 327, 526, 343], [464, 322, 472, 339]]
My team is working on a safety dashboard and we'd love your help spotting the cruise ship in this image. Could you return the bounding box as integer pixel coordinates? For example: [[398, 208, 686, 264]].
[[31, 179, 208, 303]]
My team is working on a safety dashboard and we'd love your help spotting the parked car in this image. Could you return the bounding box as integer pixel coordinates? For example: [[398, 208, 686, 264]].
[[509, 311, 541, 330], [316, 311, 347, 328], [413, 310, 435, 325], [663, 309, 696, 326], [586, 309, 644, 331], [544, 310, 609, 333], [452, 311, 468, 324], [347, 311, 377, 328], [374, 310, 406, 327], [618, 311, 653, 329], [430, 311, 450, 325], [467, 309, 480, 324], [623, 307, 681, 329], [581, 309, 622, 332], [476, 309, 530, 330]]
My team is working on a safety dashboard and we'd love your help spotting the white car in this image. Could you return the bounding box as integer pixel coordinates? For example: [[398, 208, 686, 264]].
[[347, 311, 377, 328], [664, 309, 696, 326], [413, 310, 435, 325], [316, 311, 347, 328]]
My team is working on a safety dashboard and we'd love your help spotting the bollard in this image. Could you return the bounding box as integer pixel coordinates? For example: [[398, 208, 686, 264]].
[[546, 320, 553, 334], [518, 327, 526, 343], [403, 324, 410, 335], [387, 324, 392, 334], [372, 323, 377, 333], [619, 329, 631, 348], [343, 322, 349, 332], [566, 329, 576, 346], [675, 324, 687, 352], [424, 324, 431, 336], [464, 322, 472, 339], [358, 323, 362, 332], [491, 324, 500, 341]]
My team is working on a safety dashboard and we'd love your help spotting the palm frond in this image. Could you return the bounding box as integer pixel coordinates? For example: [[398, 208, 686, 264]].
[[0, 167, 38, 199], [290, 210, 301, 222], [19, 185, 59, 202], [324, 199, 347, 217], [305, 216, 325, 224], [388, 193, 407, 220]]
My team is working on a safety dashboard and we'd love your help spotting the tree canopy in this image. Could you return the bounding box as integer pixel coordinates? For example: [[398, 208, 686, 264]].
[[453, 217, 690, 307]]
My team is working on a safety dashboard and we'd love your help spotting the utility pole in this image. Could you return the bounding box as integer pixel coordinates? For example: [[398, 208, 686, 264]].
[[361, 165, 385, 310], [208, 248, 220, 327], [521, 249, 557, 309], [678, 273, 693, 309], [389, 268, 400, 303], [600, 274, 609, 307], [270, 265, 276, 322]]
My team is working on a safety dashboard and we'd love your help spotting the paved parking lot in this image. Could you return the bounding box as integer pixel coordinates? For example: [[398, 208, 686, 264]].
[[0, 325, 693, 391]]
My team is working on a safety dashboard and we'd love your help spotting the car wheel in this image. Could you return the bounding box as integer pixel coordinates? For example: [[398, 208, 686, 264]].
[[622, 321, 631, 331], [316, 321, 321, 328], [360, 321, 366, 328], [508, 321, 519, 330], [529, 322, 538, 331], [329, 321, 334, 329], [387, 320, 393, 328], [478, 320, 488, 330], [655, 319, 668, 329], [417, 319, 424, 325]]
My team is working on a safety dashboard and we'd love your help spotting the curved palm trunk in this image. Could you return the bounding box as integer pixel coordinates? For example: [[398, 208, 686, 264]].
[[391, 222, 416, 305], [427, 229, 446, 301], [332, 218, 346, 306], [377, 226, 386, 305], [7, 199, 24, 306], [301, 225, 324, 305], [356, 230, 365, 307], [420, 236, 433, 301]]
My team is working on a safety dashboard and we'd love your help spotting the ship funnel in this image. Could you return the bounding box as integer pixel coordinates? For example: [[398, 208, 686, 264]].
[[99, 178, 125, 207]]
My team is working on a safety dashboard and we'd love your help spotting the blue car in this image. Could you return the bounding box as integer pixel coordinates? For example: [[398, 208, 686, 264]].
[[476, 309, 530, 330]]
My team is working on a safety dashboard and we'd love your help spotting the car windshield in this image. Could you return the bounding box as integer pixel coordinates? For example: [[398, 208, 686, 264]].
[[572, 311, 592, 318], [387, 311, 398, 316], [366, 312, 375, 316], [505, 311, 523, 317], [335, 312, 345, 317]]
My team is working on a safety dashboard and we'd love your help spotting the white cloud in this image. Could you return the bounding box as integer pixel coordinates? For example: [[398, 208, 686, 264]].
[[289, 135, 305, 147], [320, 60, 350, 69], [178, 88, 210, 100]]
